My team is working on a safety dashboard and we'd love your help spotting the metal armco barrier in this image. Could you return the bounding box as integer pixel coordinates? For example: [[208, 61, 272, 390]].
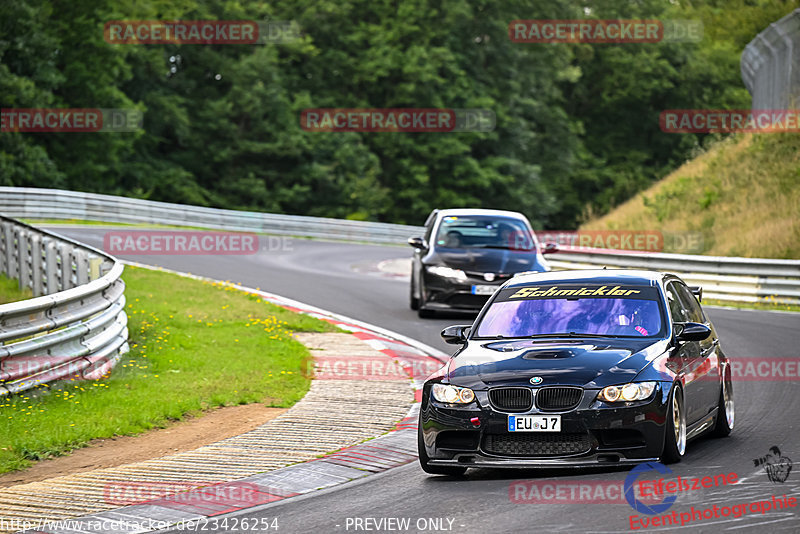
[[0, 215, 128, 396], [0, 187, 417, 245], [548, 248, 800, 306], [742, 8, 800, 109], [1, 187, 799, 306]]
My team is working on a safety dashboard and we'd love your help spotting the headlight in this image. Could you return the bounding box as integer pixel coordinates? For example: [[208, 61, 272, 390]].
[[597, 382, 657, 403], [432, 384, 475, 404], [426, 265, 468, 282]]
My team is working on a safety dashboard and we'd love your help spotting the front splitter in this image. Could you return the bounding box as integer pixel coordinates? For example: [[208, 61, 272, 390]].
[[428, 454, 660, 469]]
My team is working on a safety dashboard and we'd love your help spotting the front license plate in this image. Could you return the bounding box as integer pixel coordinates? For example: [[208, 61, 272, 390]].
[[508, 415, 561, 432], [471, 285, 496, 295]]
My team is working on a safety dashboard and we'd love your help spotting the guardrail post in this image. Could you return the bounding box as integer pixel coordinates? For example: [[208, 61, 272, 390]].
[[89, 255, 102, 281], [30, 234, 44, 296], [44, 239, 59, 294], [6, 226, 19, 282], [76, 249, 89, 285], [0, 221, 8, 276], [18, 228, 31, 293], [59, 243, 74, 290]]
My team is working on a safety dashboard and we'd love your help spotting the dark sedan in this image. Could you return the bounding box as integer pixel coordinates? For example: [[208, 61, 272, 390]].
[[418, 269, 734, 475], [409, 209, 558, 318]]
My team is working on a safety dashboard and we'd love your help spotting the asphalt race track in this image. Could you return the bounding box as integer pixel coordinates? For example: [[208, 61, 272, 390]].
[[49, 227, 800, 533]]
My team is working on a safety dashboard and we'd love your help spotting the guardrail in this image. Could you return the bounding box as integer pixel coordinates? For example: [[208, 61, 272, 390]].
[[0, 187, 417, 245], [1, 187, 799, 305], [547, 248, 800, 305], [0, 215, 129, 396], [741, 8, 800, 109]]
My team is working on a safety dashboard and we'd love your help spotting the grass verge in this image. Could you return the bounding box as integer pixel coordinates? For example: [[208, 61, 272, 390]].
[[0, 275, 32, 304], [703, 297, 800, 313], [0, 265, 337, 475], [583, 133, 800, 258]]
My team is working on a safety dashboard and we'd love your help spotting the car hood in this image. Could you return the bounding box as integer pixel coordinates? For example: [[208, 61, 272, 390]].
[[443, 338, 670, 389], [428, 247, 543, 273]]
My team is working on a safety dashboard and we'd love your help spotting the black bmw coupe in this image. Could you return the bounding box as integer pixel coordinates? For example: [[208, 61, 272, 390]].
[[418, 269, 734, 475]]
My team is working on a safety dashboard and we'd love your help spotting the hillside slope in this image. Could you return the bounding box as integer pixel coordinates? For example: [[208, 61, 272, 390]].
[[582, 134, 800, 259]]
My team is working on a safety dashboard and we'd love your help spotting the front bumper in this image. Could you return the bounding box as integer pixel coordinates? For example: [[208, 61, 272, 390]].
[[427, 455, 659, 469], [421, 272, 508, 311], [419, 383, 671, 467]]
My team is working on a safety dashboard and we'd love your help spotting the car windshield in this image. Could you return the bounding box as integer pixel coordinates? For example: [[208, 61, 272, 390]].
[[474, 284, 664, 338], [435, 215, 535, 250]]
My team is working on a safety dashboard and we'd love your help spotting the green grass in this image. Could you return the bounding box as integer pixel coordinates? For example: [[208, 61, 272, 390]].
[[703, 297, 800, 313], [583, 134, 800, 259], [0, 274, 32, 304], [0, 265, 338, 475]]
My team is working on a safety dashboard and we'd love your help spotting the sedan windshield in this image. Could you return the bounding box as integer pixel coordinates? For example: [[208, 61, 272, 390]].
[[435, 215, 534, 250], [475, 284, 664, 338]]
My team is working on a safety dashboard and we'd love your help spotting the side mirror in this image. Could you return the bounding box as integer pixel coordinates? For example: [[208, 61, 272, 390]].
[[689, 286, 703, 302], [540, 242, 559, 255], [441, 324, 471, 345], [675, 322, 711, 342], [408, 236, 426, 249]]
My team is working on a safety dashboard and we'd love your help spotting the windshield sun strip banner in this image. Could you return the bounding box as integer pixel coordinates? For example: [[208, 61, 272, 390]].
[[497, 285, 659, 301]]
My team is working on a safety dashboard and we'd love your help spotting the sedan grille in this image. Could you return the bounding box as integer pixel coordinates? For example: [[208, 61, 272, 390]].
[[535, 387, 583, 411], [445, 294, 489, 307], [464, 271, 513, 281], [483, 433, 591, 457], [489, 388, 532, 412]]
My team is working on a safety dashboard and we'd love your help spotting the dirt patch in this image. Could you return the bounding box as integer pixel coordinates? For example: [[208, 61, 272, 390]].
[[0, 404, 286, 488]]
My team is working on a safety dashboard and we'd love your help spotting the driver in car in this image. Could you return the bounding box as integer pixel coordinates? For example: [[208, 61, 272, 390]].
[[497, 223, 528, 250], [617, 308, 650, 335]]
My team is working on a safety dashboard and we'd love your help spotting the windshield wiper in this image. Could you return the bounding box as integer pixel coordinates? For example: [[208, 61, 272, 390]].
[[473, 244, 533, 251], [476, 332, 617, 340], [525, 333, 616, 338]]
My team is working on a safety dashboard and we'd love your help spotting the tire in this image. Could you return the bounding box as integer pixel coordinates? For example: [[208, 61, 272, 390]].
[[418, 307, 435, 318], [712, 369, 734, 437], [410, 276, 420, 310], [416, 280, 434, 317], [417, 424, 467, 476], [662, 385, 686, 464]]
